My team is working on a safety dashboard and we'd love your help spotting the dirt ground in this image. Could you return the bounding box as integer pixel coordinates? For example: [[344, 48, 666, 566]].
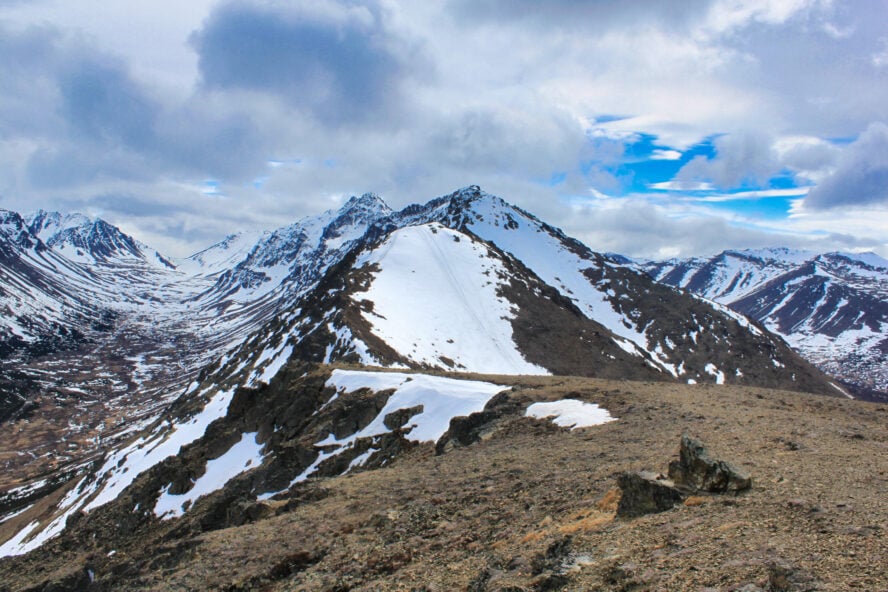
[[1, 373, 886, 591]]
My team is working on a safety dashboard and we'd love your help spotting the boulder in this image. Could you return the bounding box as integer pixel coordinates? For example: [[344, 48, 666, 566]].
[[668, 434, 752, 494], [616, 471, 684, 517]]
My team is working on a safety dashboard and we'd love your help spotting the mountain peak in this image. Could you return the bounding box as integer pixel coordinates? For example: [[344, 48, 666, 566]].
[[26, 209, 93, 239], [24, 209, 144, 261], [340, 192, 392, 216]]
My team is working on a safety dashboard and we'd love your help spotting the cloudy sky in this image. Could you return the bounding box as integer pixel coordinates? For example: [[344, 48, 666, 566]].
[[1, 0, 887, 259]]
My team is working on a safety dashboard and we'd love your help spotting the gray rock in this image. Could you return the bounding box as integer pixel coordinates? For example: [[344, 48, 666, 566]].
[[616, 471, 684, 517], [668, 434, 752, 494], [768, 559, 821, 591]]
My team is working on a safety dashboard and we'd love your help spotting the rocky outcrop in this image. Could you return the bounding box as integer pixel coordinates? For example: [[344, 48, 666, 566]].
[[617, 435, 752, 517], [668, 434, 752, 494], [615, 471, 684, 518]]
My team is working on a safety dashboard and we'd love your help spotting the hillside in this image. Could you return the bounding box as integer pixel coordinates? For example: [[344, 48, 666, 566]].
[[0, 367, 884, 591]]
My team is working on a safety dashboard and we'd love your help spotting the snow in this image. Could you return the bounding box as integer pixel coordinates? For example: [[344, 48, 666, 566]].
[[177, 230, 265, 274], [250, 343, 293, 386], [0, 521, 41, 557], [463, 199, 652, 351], [704, 363, 726, 385], [0, 503, 35, 526], [84, 387, 236, 512], [325, 369, 509, 443], [323, 324, 377, 366], [830, 382, 854, 399], [841, 251, 888, 269], [0, 477, 87, 557], [154, 432, 264, 519], [254, 370, 509, 494], [354, 223, 547, 375], [525, 399, 616, 429]]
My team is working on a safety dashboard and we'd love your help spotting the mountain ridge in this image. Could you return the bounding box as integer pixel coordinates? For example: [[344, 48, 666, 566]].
[[0, 186, 860, 564]]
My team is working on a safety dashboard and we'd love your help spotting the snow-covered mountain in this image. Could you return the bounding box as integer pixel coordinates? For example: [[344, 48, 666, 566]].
[[0, 187, 842, 558], [642, 249, 888, 397]]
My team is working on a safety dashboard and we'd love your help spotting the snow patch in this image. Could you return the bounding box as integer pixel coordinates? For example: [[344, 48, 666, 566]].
[[257, 370, 509, 494], [525, 399, 616, 430], [154, 432, 264, 519], [704, 363, 726, 385]]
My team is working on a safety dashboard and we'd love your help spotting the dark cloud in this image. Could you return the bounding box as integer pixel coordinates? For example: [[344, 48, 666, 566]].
[[0, 21, 273, 189], [447, 0, 713, 30], [0, 25, 65, 137], [58, 56, 160, 149], [89, 193, 197, 219], [191, 1, 422, 125], [155, 100, 269, 180], [804, 122, 888, 209]]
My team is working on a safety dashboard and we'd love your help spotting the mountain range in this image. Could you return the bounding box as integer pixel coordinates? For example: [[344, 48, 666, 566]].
[[0, 186, 882, 582], [641, 248, 888, 399]]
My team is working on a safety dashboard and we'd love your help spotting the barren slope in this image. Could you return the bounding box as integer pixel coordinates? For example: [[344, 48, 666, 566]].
[[0, 369, 885, 591]]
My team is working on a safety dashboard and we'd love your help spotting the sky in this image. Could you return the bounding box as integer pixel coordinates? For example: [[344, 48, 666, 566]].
[[1, 0, 887, 260]]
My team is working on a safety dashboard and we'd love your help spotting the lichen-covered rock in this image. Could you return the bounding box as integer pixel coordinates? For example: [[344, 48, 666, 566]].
[[668, 434, 752, 494], [616, 471, 684, 517]]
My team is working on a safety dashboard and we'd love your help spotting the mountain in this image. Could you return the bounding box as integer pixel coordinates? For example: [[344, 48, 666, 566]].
[[0, 194, 395, 493], [642, 248, 888, 399], [0, 187, 847, 570]]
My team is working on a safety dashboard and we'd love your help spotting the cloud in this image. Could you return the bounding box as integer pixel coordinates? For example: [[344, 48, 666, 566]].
[[0, 25, 66, 138], [563, 194, 887, 259], [650, 149, 683, 161], [1, 1, 887, 262], [0, 21, 276, 193], [774, 136, 839, 172], [191, 0, 425, 126], [447, 0, 713, 30], [57, 56, 160, 149], [675, 132, 780, 188], [804, 121, 888, 209]]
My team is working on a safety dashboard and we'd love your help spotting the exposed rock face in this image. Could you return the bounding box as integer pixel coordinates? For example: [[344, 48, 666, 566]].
[[615, 471, 684, 517], [434, 391, 523, 455], [668, 434, 752, 494]]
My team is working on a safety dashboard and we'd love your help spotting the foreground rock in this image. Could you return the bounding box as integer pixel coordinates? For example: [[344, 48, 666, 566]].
[[668, 434, 752, 494], [617, 435, 753, 517], [616, 471, 685, 517]]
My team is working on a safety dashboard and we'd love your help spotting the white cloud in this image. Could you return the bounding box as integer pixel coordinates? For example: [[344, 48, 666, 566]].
[[650, 149, 683, 160], [650, 181, 716, 191], [674, 132, 781, 188], [873, 37, 888, 67], [687, 188, 811, 202]]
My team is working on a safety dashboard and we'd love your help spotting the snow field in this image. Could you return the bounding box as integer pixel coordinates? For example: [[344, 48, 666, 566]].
[[354, 223, 547, 375]]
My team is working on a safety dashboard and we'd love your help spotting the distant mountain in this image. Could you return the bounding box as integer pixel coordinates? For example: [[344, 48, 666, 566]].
[[642, 248, 888, 398]]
